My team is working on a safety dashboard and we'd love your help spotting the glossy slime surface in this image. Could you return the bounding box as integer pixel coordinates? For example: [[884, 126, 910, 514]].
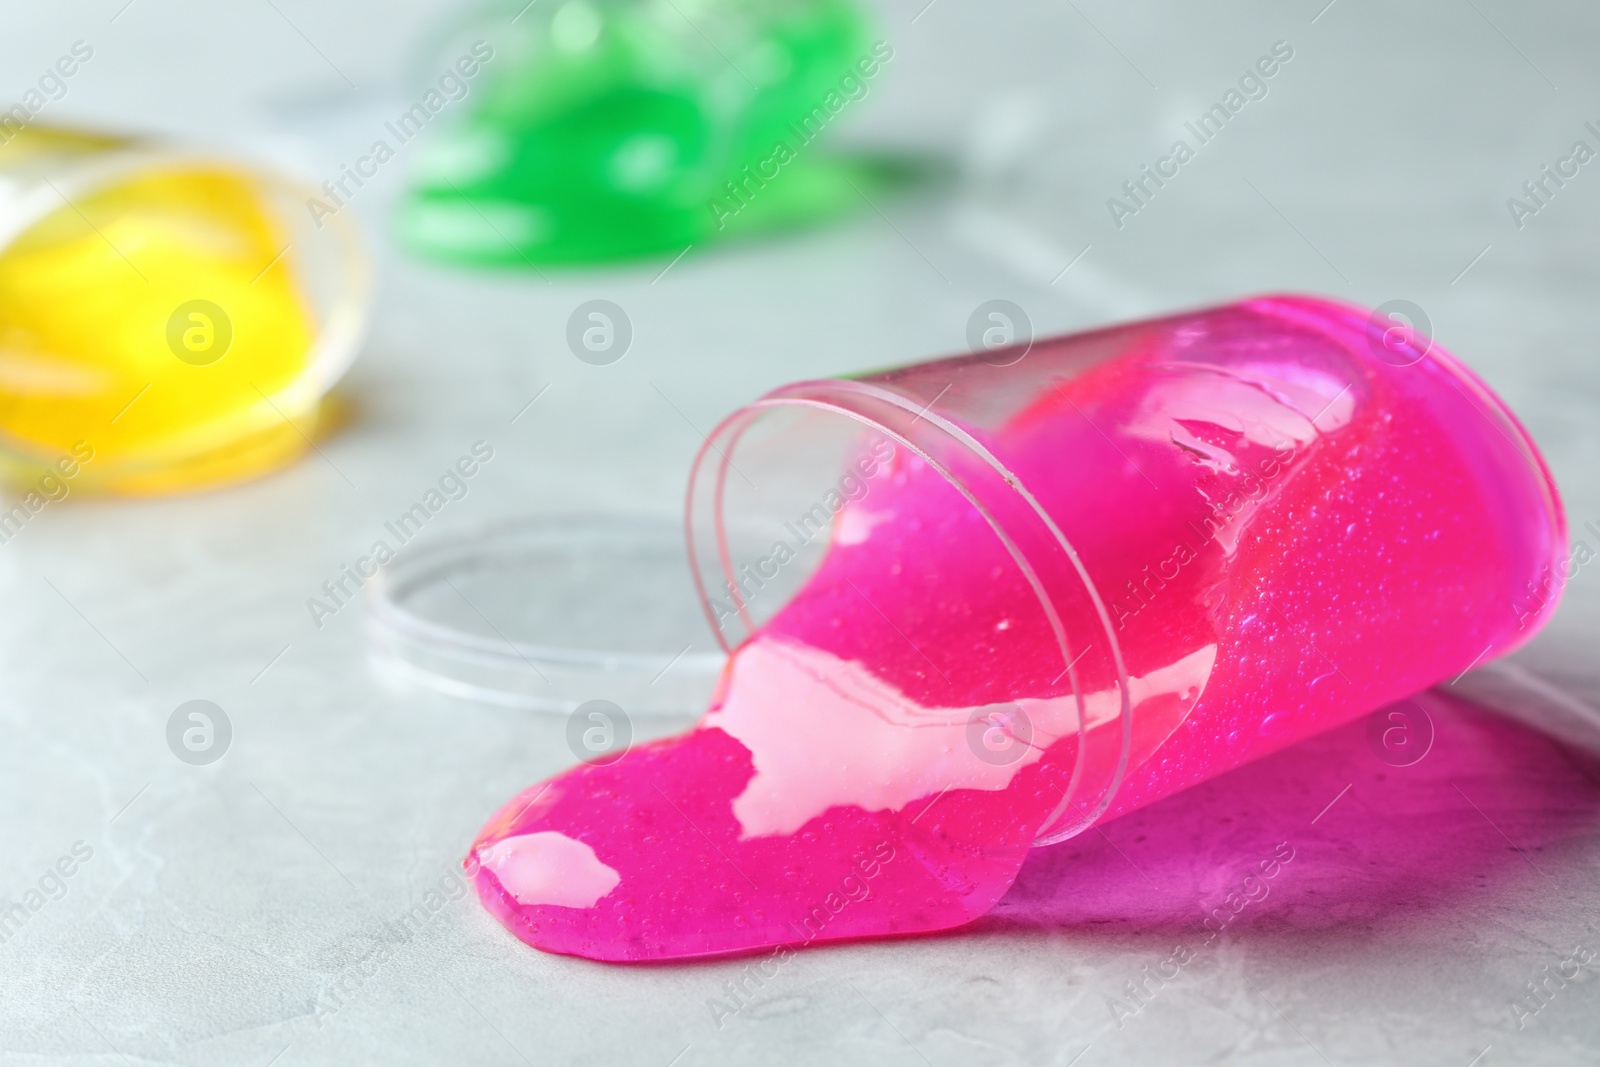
[[468, 297, 1565, 961]]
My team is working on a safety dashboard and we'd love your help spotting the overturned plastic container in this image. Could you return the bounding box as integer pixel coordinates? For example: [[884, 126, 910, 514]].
[[463, 294, 1567, 963], [686, 294, 1566, 845], [0, 127, 368, 494]]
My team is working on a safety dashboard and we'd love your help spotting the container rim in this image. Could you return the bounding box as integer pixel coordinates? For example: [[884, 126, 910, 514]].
[[683, 379, 1134, 845]]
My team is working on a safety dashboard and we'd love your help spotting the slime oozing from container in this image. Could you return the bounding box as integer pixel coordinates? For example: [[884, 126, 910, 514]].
[[0, 158, 321, 493], [467, 298, 1563, 962]]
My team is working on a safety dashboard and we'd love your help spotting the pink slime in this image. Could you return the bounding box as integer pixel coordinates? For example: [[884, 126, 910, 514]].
[[466, 296, 1565, 962]]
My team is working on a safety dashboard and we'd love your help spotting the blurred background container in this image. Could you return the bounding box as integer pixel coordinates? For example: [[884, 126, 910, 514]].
[[0, 127, 367, 494]]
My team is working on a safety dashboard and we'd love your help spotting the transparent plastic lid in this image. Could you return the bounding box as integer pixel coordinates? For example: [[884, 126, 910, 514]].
[[366, 515, 725, 713]]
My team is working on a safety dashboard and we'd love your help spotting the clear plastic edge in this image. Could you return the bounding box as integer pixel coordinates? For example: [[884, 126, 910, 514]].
[[367, 514, 727, 714], [684, 383, 1134, 847]]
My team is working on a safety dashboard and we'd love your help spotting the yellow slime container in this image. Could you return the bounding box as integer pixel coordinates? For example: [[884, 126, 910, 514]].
[[0, 128, 368, 494]]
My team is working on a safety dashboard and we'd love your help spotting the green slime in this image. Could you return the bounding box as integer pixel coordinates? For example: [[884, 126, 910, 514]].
[[399, 0, 903, 266]]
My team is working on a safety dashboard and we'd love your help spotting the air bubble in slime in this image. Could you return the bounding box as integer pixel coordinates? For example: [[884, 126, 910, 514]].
[[0, 128, 367, 494], [466, 295, 1565, 961]]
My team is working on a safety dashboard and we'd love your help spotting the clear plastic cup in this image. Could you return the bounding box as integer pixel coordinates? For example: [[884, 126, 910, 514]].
[[685, 294, 1565, 845], [0, 127, 369, 494]]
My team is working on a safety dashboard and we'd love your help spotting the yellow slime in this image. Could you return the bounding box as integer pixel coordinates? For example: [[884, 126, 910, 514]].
[[0, 136, 323, 494]]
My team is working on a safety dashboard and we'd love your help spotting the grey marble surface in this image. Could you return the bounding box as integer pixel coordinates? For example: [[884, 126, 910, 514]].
[[2, 1, 1599, 1064]]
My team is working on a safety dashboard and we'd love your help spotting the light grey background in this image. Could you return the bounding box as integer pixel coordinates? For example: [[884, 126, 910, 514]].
[[2, 1, 1598, 1064]]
